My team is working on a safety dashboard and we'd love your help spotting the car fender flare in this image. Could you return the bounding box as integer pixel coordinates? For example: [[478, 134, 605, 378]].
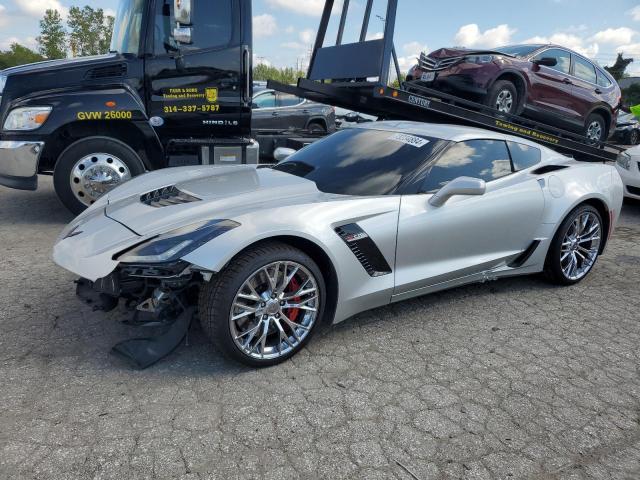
[[490, 69, 529, 105], [183, 228, 341, 277]]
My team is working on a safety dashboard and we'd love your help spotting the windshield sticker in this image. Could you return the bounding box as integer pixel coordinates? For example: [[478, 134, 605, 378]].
[[389, 133, 429, 148]]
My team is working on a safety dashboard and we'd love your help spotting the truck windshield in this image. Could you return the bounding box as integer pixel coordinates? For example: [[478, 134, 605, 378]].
[[273, 129, 442, 196], [110, 0, 145, 55]]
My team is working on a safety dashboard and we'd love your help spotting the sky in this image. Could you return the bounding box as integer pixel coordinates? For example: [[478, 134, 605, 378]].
[[2, 0, 640, 74]]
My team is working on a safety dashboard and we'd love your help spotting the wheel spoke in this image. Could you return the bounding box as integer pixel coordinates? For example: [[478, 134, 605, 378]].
[[274, 319, 295, 349], [231, 308, 256, 322]]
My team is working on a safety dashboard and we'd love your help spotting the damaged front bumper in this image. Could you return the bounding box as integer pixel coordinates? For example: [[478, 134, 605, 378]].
[[0, 140, 44, 190], [75, 261, 205, 368]]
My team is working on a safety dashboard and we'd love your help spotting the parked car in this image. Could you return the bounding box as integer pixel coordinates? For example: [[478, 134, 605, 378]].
[[53, 122, 623, 367], [613, 111, 640, 145], [407, 44, 621, 143], [251, 89, 335, 134], [616, 147, 640, 200]]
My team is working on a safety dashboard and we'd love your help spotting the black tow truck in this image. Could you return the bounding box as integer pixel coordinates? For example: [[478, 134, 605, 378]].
[[0, 0, 317, 214]]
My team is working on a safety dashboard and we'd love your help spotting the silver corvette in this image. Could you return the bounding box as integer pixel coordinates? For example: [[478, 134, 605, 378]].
[[53, 122, 624, 367]]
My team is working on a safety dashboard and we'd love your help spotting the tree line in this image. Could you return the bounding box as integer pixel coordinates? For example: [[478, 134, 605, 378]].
[[0, 6, 113, 69]]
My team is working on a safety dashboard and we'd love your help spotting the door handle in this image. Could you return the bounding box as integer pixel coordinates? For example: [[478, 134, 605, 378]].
[[242, 45, 250, 105], [562, 78, 572, 85], [595, 88, 602, 94], [271, 112, 279, 116]]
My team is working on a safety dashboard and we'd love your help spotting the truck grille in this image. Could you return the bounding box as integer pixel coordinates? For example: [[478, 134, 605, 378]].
[[140, 186, 201, 208], [418, 53, 463, 71]]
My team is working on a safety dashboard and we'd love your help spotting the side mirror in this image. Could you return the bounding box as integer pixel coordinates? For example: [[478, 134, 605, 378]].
[[274, 147, 297, 162], [533, 57, 557, 68], [428, 176, 486, 207], [251, 102, 259, 109], [173, 0, 193, 44], [345, 112, 358, 122]]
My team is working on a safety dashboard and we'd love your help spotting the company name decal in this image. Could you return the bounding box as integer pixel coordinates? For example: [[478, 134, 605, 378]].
[[495, 120, 560, 145], [408, 95, 430, 108]]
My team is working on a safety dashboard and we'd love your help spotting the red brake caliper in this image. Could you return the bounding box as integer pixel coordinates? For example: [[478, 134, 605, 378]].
[[285, 277, 301, 324]]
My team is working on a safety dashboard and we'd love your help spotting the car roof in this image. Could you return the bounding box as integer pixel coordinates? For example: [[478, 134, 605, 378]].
[[355, 120, 560, 153]]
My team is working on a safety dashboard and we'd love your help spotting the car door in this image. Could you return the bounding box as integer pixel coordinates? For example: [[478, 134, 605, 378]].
[[394, 139, 545, 299], [527, 48, 579, 123], [251, 90, 277, 131], [277, 93, 307, 129], [570, 55, 600, 119], [144, 0, 249, 142]]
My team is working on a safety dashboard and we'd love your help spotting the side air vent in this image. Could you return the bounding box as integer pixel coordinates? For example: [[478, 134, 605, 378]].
[[335, 224, 392, 277], [85, 63, 127, 80], [140, 186, 201, 208], [532, 165, 569, 175]]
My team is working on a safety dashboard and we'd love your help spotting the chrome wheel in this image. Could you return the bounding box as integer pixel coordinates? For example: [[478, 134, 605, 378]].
[[560, 211, 602, 281], [70, 153, 131, 206], [229, 261, 320, 360], [586, 121, 603, 142], [495, 90, 513, 113]]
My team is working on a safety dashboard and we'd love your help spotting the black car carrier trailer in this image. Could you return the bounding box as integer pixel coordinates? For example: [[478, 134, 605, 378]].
[[268, 0, 624, 164]]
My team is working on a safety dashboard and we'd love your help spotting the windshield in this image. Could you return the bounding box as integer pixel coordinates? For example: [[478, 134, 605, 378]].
[[110, 0, 145, 55], [495, 44, 544, 58], [273, 129, 443, 196]]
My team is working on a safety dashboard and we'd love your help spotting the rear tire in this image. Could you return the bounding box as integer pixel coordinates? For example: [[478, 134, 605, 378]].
[[485, 80, 518, 114], [53, 136, 145, 215], [584, 113, 606, 144], [198, 241, 326, 367], [543, 204, 603, 285], [308, 121, 327, 134]]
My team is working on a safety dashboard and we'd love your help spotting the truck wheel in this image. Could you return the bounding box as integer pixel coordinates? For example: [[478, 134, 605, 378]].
[[53, 137, 145, 214], [198, 241, 326, 367], [584, 113, 606, 144], [485, 80, 518, 114]]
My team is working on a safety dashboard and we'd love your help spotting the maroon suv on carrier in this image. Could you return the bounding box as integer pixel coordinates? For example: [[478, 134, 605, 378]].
[[407, 44, 621, 142]]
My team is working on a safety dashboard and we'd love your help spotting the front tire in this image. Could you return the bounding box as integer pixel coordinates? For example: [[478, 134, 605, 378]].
[[53, 136, 145, 215], [308, 121, 327, 134], [584, 113, 606, 144], [485, 80, 518, 114], [198, 242, 326, 367], [544, 204, 603, 285]]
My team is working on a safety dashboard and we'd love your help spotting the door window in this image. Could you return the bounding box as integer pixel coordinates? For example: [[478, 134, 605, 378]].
[[596, 69, 612, 88], [421, 140, 512, 193], [278, 94, 303, 107], [153, 0, 233, 55], [574, 56, 597, 84], [533, 48, 571, 74], [253, 92, 277, 108], [507, 142, 541, 171]]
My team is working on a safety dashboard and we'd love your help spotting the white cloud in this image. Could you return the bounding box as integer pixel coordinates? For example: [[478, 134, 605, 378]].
[[366, 32, 383, 41], [299, 29, 315, 44], [16, 0, 67, 18], [253, 14, 278, 38], [285, 25, 295, 34], [454, 24, 516, 48], [0, 35, 38, 51], [523, 32, 599, 58], [629, 5, 640, 21], [396, 41, 427, 71], [266, 0, 341, 17], [615, 43, 640, 56], [0, 4, 7, 27], [591, 27, 636, 45]]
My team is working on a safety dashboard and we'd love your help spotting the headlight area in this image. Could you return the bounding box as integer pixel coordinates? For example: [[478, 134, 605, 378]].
[[617, 152, 631, 170], [75, 220, 240, 368], [3, 106, 52, 131]]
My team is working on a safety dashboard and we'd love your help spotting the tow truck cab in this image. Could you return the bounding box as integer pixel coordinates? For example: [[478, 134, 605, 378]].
[[0, 0, 255, 213]]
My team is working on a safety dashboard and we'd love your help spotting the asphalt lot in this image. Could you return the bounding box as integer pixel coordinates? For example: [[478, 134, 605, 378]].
[[1, 176, 639, 480]]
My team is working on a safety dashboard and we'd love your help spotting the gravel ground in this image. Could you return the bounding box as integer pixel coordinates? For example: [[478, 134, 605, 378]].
[[1, 176, 640, 480]]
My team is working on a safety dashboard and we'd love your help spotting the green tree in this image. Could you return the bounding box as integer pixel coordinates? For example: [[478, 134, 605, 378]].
[[605, 53, 634, 81], [253, 64, 305, 84], [0, 43, 45, 69], [37, 9, 67, 59], [68, 6, 114, 56]]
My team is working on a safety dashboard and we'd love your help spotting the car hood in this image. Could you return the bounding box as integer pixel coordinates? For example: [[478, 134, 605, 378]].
[[104, 165, 333, 236], [426, 47, 514, 59]]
